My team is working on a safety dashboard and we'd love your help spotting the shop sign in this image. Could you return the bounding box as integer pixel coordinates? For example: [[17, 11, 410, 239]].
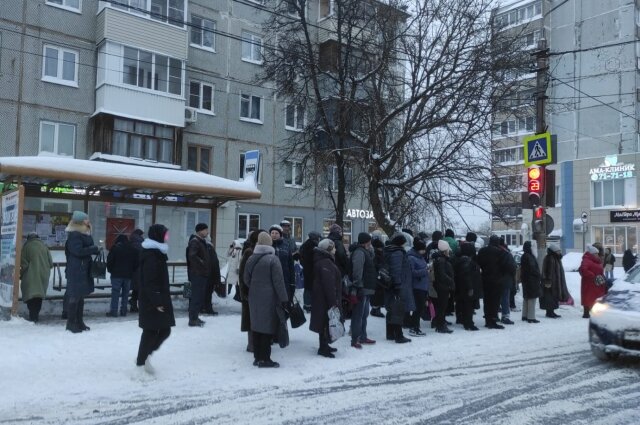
[[346, 209, 375, 219], [590, 155, 635, 181], [610, 210, 640, 223]]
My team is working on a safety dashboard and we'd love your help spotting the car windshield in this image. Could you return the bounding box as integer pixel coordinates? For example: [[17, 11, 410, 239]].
[[625, 266, 640, 284]]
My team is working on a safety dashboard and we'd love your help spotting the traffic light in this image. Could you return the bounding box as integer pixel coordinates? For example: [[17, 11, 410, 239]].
[[528, 165, 544, 206], [533, 206, 545, 232]]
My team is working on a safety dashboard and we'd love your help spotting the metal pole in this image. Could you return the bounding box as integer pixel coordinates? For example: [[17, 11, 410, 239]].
[[533, 39, 549, 265]]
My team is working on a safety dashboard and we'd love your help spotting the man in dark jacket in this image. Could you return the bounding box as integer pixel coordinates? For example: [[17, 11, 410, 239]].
[[384, 234, 413, 344], [454, 243, 479, 331], [300, 231, 321, 312], [350, 232, 377, 348], [328, 224, 348, 277], [477, 235, 511, 329], [270, 224, 296, 301], [106, 234, 139, 317], [128, 229, 144, 312], [280, 219, 298, 255], [433, 240, 455, 333], [187, 223, 214, 327], [64, 211, 100, 333]]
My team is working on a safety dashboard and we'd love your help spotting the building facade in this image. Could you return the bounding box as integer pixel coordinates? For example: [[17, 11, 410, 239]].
[[0, 0, 380, 261]]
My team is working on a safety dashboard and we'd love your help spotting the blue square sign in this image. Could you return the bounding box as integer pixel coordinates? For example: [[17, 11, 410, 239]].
[[523, 133, 552, 166]]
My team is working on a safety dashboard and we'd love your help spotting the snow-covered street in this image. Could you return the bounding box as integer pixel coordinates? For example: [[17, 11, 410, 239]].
[[2, 270, 640, 425]]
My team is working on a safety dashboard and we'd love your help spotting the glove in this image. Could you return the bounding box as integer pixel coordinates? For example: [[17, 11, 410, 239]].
[[281, 301, 290, 312]]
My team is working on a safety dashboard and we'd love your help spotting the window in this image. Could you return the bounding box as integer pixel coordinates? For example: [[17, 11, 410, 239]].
[[240, 94, 263, 123], [187, 145, 211, 173], [122, 46, 182, 95], [112, 0, 147, 14], [285, 104, 305, 131], [191, 15, 215, 50], [283, 216, 304, 243], [241, 31, 263, 64], [151, 0, 184, 26], [322, 219, 352, 245], [39, 121, 75, 157], [46, 0, 81, 12], [518, 117, 535, 132], [189, 81, 214, 113], [593, 226, 637, 255], [326, 166, 353, 192], [524, 30, 541, 48], [239, 152, 262, 183], [287, 0, 302, 15], [493, 147, 523, 164], [186, 209, 211, 237], [319, 0, 334, 19], [42, 45, 78, 86], [593, 179, 625, 208], [496, 1, 541, 29], [284, 161, 304, 187], [112, 118, 174, 163], [238, 213, 260, 239]]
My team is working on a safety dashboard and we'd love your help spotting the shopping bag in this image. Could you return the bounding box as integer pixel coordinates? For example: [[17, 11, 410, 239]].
[[328, 306, 345, 343], [289, 298, 307, 329]]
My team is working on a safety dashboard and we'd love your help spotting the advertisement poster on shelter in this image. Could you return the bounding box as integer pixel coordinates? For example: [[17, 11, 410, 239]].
[[0, 187, 24, 311]]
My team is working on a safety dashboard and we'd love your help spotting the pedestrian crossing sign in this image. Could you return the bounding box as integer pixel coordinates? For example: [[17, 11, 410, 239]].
[[523, 132, 552, 166]]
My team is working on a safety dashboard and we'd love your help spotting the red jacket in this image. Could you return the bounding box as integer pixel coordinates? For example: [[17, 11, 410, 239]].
[[580, 252, 606, 308]]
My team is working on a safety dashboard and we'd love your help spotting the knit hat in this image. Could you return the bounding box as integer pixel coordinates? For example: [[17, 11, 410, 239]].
[[417, 231, 429, 241], [269, 224, 283, 236], [308, 231, 322, 241], [465, 232, 477, 243], [357, 232, 372, 244], [195, 223, 208, 232], [318, 238, 334, 251], [148, 224, 168, 243], [413, 238, 427, 251], [132, 229, 144, 236], [390, 233, 407, 246], [329, 224, 342, 234], [257, 231, 272, 246], [71, 210, 88, 223], [431, 230, 443, 241], [445, 229, 455, 238], [371, 238, 384, 249], [280, 219, 291, 226], [438, 240, 450, 252], [548, 243, 561, 253], [587, 245, 599, 255]]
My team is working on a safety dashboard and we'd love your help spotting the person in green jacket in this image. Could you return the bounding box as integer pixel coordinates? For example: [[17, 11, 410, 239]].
[[20, 232, 53, 323], [443, 229, 459, 256]]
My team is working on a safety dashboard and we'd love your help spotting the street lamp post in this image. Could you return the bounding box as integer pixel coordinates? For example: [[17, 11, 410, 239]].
[[581, 211, 588, 253]]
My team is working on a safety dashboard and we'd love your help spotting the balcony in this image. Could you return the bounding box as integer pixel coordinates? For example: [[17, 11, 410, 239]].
[[96, 6, 188, 61]]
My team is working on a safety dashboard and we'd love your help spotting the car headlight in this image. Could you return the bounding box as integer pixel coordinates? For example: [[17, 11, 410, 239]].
[[591, 302, 609, 315]]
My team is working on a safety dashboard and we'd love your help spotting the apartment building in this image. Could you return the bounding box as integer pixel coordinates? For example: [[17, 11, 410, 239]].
[[0, 0, 379, 260]]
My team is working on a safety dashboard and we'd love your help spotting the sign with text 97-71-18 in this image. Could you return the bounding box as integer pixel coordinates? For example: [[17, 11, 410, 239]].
[[523, 132, 552, 166]]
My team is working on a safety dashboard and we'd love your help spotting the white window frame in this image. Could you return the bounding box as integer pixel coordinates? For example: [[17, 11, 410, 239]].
[[318, 0, 334, 20], [46, 0, 82, 13], [285, 103, 305, 131], [189, 81, 215, 114], [241, 31, 263, 64], [239, 152, 262, 184], [190, 15, 216, 52], [238, 213, 261, 239], [326, 166, 353, 192], [284, 161, 304, 188], [239, 93, 263, 124], [592, 179, 626, 209], [282, 216, 304, 243], [39, 121, 76, 157], [42, 45, 79, 87], [121, 45, 183, 97]]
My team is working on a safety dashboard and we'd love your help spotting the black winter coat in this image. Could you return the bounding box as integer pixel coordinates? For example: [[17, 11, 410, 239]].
[[453, 255, 477, 298], [138, 240, 175, 330], [477, 245, 512, 286], [300, 238, 318, 291], [623, 250, 637, 272], [328, 231, 348, 277], [273, 238, 295, 292], [64, 224, 99, 298], [309, 248, 342, 334], [107, 238, 139, 279], [433, 253, 455, 292], [129, 233, 144, 291], [187, 235, 213, 279], [520, 252, 541, 299]]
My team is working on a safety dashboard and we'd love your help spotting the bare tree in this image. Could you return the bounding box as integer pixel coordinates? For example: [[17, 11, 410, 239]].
[[261, 0, 532, 234]]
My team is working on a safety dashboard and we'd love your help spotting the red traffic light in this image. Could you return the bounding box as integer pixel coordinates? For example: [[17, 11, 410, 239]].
[[534, 206, 545, 219]]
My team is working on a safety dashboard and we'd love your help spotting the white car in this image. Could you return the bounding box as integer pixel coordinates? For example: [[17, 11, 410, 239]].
[[589, 267, 640, 360]]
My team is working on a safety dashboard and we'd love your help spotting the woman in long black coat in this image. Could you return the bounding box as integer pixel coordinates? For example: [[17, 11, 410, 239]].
[[309, 239, 342, 358], [64, 212, 99, 333], [520, 241, 541, 323], [238, 230, 263, 353], [136, 224, 175, 374]]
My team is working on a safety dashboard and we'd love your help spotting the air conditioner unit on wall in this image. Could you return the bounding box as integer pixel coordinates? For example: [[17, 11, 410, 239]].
[[185, 107, 198, 124]]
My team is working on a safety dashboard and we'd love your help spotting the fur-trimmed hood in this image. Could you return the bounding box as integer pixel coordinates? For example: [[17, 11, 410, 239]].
[[65, 222, 91, 235], [142, 238, 169, 254]]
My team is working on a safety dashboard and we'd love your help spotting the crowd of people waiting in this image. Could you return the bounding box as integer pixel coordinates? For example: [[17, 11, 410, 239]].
[[17, 211, 638, 373]]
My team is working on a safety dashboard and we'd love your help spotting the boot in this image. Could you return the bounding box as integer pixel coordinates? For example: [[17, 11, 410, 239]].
[[394, 327, 411, 344], [246, 331, 254, 353], [78, 298, 90, 331], [66, 300, 82, 333], [370, 307, 384, 318], [582, 306, 590, 319], [386, 323, 395, 340]]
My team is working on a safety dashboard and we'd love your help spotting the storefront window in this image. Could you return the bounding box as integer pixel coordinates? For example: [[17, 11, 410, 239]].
[[322, 219, 352, 245], [22, 197, 85, 249], [592, 225, 637, 255]]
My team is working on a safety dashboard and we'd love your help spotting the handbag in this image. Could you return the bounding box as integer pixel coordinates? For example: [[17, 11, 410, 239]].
[[91, 251, 107, 279], [277, 305, 290, 348], [289, 296, 307, 329], [377, 265, 392, 289], [386, 295, 405, 326], [328, 306, 345, 343]]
